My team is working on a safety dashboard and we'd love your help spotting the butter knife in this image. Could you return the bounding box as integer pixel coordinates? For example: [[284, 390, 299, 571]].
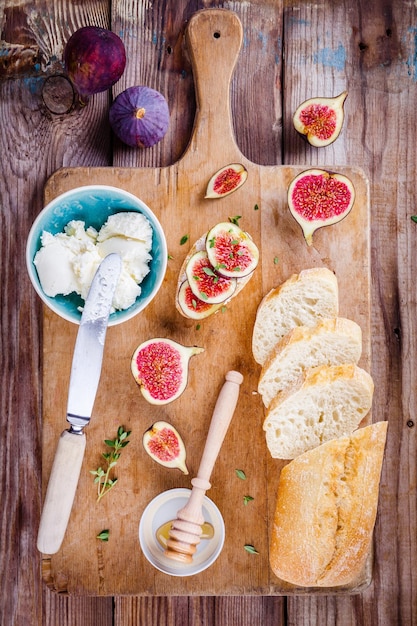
[[37, 253, 122, 554]]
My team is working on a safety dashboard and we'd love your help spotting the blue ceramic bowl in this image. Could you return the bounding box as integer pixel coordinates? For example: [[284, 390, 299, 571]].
[[26, 184, 167, 326]]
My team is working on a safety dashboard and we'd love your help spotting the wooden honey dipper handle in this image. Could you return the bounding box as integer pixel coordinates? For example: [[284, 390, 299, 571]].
[[164, 370, 243, 563]]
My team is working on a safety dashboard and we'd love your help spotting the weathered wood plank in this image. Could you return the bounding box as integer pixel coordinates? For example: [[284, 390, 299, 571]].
[[282, 0, 417, 623], [0, 2, 114, 625], [111, 0, 285, 623], [114, 595, 285, 625], [42, 591, 113, 626]]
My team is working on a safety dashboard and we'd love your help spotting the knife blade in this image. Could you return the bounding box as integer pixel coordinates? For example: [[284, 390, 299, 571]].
[[37, 253, 122, 554]]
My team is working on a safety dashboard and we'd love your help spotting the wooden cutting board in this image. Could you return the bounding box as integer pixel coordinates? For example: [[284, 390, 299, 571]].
[[40, 8, 371, 595]]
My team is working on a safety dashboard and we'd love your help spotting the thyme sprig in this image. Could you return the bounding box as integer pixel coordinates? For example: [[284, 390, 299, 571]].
[[90, 426, 131, 502]]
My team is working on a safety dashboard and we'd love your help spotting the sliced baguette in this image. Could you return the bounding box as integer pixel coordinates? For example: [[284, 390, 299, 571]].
[[269, 421, 388, 587], [258, 317, 362, 408], [252, 267, 339, 365], [263, 363, 374, 459]]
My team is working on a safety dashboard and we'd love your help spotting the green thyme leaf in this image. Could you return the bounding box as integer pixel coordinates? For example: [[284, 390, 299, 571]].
[[235, 469, 246, 480], [97, 530, 110, 541], [243, 495, 254, 505], [244, 544, 259, 554], [274, 256, 279, 265], [254, 203, 259, 211], [180, 234, 189, 245], [229, 215, 241, 225]]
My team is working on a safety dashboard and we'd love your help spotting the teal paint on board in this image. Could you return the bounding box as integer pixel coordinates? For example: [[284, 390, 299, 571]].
[[406, 27, 417, 81], [313, 44, 346, 71]]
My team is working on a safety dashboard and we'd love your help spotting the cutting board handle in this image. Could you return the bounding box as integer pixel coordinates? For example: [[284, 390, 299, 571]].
[[184, 8, 244, 161]]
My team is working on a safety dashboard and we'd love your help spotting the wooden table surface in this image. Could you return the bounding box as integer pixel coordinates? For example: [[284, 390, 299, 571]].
[[1, 0, 416, 624]]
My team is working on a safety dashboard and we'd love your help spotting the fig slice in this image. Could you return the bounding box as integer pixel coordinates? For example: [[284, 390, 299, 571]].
[[131, 338, 204, 405], [288, 168, 355, 246], [205, 163, 248, 198], [185, 250, 237, 304], [177, 280, 223, 319], [143, 421, 188, 474], [293, 92, 347, 147], [206, 222, 259, 278]]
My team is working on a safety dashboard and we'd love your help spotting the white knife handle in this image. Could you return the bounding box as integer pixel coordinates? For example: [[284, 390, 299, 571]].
[[37, 430, 86, 554]]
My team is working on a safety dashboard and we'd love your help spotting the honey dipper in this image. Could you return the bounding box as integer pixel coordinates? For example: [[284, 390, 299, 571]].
[[164, 370, 243, 563]]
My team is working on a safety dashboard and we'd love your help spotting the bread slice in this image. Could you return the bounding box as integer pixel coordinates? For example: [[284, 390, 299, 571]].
[[252, 267, 339, 365], [263, 363, 374, 459], [269, 421, 388, 587], [258, 317, 362, 408]]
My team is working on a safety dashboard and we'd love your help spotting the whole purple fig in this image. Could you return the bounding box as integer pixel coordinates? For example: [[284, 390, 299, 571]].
[[64, 26, 126, 100], [109, 86, 169, 148]]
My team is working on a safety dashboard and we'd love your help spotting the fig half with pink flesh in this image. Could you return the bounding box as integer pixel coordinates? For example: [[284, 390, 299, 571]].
[[293, 92, 347, 147], [177, 280, 223, 319], [185, 250, 237, 304], [288, 169, 355, 246], [143, 420, 188, 474], [131, 338, 204, 405], [205, 163, 248, 198], [206, 222, 259, 278]]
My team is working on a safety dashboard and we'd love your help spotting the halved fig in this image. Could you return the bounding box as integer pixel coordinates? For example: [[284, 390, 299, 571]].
[[185, 250, 237, 304], [206, 222, 259, 278], [293, 92, 347, 147], [131, 338, 204, 405], [288, 168, 355, 246], [177, 280, 223, 319], [205, 163, 248, 198], [143, 420, 188, 474]]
